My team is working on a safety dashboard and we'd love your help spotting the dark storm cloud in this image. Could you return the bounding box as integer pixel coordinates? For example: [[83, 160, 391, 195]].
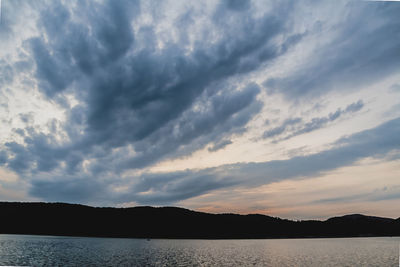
[[264, 2, 400, 99], [4, 142, 31, 172], [29, 168, 236, 205], [1, 0, 301, 176], [30, 117, 400, 205], [263, 100, 364, 141], [124, 170, 236, 205], [4, 0, 399, 206], [29, 0, 138, 104], [112, 83, 262, 170], [30, 176, 107, 203], [3, 132, 66, 174]]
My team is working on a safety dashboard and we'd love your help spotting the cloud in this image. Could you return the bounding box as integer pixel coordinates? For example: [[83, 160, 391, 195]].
[[19, 112, 34, 124], [112, 83, 262, 170], [29, 117, 400, 205], [263, 100, 364, 141], [390, 83, 400, 93], [314, 186, 400, 204], [344, 100, 364, 113], [0, 151, 7, 166], [263, 117, 302, 138], [264, 1, 400, 99], [1, 0, 302, 177], [0, 60, 14, 88], [1, 1, 399, 212], [208, 139, 233, 152], [29, 176, 107, 204]]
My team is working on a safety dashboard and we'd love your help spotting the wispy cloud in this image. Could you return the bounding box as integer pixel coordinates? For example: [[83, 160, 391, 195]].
[[263, 100, 364, 141]]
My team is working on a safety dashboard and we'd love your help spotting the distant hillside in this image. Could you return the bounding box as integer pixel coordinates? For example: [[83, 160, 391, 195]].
[[0, 202, 399, 239]]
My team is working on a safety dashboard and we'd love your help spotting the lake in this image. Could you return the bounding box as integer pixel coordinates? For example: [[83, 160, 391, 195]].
[[0, 235, 398, 266]]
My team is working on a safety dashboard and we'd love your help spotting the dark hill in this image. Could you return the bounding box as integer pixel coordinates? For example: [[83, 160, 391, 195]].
[[0, 202, 398, 239]]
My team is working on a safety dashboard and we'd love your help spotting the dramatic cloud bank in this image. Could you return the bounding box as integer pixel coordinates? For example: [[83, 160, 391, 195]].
[[28, 117, 400, 205], [0, 0, 399, 218]]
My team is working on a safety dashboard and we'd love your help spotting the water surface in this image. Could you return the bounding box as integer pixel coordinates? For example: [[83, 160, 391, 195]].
[[0, 235, 398, 266]]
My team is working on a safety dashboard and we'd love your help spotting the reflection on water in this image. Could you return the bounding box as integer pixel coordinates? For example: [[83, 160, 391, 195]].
[[0, 235, 398, 266]]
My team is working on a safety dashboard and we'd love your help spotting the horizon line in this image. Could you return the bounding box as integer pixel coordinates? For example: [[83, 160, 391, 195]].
[[0, 201, 398, 221]]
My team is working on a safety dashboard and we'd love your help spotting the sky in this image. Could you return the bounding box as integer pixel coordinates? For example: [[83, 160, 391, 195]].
[[0, 0, 399, 220]]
